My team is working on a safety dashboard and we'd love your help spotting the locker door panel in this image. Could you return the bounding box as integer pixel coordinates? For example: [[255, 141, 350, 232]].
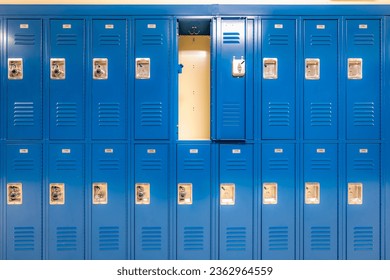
[[261, 144, 295, 259], [346, 19, 380, 140], [6, 144, 42, 259], [215, 19, 246, 140], [135, 19, 170, 140], [91, 144, 127, 259], [261, 19, 296, 140], [134, 144, 169, 259], [219, 144, 253, 259], [7, 19, 42, 139], [346, 144, 380, 259], [177, 144, 211, 260], [303, 144, 338, 259], [91, 20, 127, 140], [49, 20, 84, 140], [303, 19, 338, 139], [48, 144, 84, 259]]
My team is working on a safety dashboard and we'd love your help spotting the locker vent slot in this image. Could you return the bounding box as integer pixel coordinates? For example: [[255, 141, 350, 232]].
[[310, 103, 332, 126], [142, 227, 162, 251], [56, 227, 77, 251], [311, 159, 332, 170], [56, 34, 78, 46], [268, 226, 288, 251], [223, 32, 240, 44], [141, 102, 163, 127], [56, 159, 77, 171], [226, 159, 247, 171], [56, 102, 78, 127], [98, 159, 120, 171], [14, 102, 35, 127], [222, 103, 241, 127], [268, 34, 289, 46], [99, 34, 121, 46], [353, 226, 373, 251], [14, 34, 35, 46], [353, 102, 375, 127], [142, 34, 163, 45], [98, 103, 120, 127], [353, 34, 375, 45], [268, 102, 290, 127], [184, 227, 204, 251], [269, 159, 289, 170], [226, 227, 246, 251], [13, 159, 34, 170], [311, 226, 331, 251], [141, 159, 162, 170], [310, 35, 332, 46], [99, 226, 119, 251], [184, 159, 205, 170], [14, 226, 35, 251], [353, 159, 375, 170]]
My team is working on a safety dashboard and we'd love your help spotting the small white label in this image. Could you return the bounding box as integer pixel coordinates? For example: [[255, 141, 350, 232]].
[[62, 149, 71, 154], [19, 149, 29, 154], [190, 149, 198, 154], [359, 149, 368, 154], [20, 24, 29, 29], [359, 24, 368, 29], [147, 24, 156, 29], [105, 24, 114, 29], [274, 24, 283, 29], [232, 149, 241, 154], [104, 148, 114, 153], [147, 149, 156, 154], [274, 148, 283, 154], [62, 24, 72, 29], [317, 148, 326, 153], [316, 25, 326, 29]]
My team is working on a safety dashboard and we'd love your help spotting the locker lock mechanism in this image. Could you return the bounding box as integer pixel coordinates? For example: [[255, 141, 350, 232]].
[[232, 56, 245, 77], [50, 58, 65, 80], [8, 58, 23, 80], [220, 183, 235, 205], [93, 182, 108, 204], [50, 183, 65, 205], [93, 58, 108, 80], [7, 183, 23, 205], [178, 183, 192, 205], [136, 183, 150, 205]]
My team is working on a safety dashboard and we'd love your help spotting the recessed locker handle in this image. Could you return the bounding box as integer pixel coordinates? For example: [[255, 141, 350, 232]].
[[305, 182, 320, 204], [348, 183, 363, 205], [7, 183, 23, 205], [135, 183, 150, 204], [177, 183, 192, 205]]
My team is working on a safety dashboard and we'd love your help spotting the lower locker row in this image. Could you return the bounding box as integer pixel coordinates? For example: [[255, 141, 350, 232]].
[[0, 142, 382, 260]]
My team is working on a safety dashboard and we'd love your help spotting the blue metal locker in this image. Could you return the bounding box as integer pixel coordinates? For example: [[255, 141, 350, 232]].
[[303, 144, 338, 259], [91, 144, 127, 259], [91, 19, 127, 140], [7, 19, 42, 140], [6, 144, 42, 259], [134, 19, 170, 140], [219, 144, 253, 259], [303, 19, 338, 139], [134, 144, 169, 259], [47, 144, 84, 259], [215, 18, 247, 140], [176, 144, 211, 260], [346, 19, 380, 140], [346, 144, 380, 259], [49, 20, 84, 140], [261, 143, 295, 259], [261, 19, 296, 140]]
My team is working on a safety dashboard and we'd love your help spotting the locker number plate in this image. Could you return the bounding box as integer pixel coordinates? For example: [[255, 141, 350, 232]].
[[348, 58, 363, 80], [220, 183, 235, 205], [178, 183, 192, 205], [305, 58, 320, 80], [263, 183, 278, 205], [7, 183, 22, 205], [8, 58, 23, 80], [136, 183, 150, 205], [50, 183, 65, 205], [93, 58, 108, 80], [93, 182, 108, 204], [305, 182, 320, 204], [136, 58, 151, 79], [50, 58, 66, 80], [263, 58, 278, 79], [348, 183, 363, 205]]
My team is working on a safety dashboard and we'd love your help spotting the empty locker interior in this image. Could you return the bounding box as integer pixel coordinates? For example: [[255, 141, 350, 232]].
[[0, 2, 389, 260]]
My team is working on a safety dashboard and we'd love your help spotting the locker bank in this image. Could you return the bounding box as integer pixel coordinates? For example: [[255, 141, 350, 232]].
[[0, 1, 390, 260]]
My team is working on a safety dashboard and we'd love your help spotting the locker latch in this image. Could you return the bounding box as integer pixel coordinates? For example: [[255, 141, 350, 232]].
[[263, 183, 278, 205], [305, 58, 320, 80], [232, 56, 245, 77], [8, 58, 23, 80], [135, 183, 150, 204], [50, 183, 65, 205], [263, 58, 278, 79], [93, 58, 108, 80], [7, 183, 22, 205], [348, 183, 363, 205], [177, 183, 192, 205], [93, 182, 108, 204], [348, 58, 363, 80], [305, 182, 320, 204], [50, 58, 66, 80], [136, 58, 151, 79], [220, 183, 235, 205]]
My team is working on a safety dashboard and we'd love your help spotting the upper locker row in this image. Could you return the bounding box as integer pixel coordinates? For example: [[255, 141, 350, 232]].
[[2, 17, 381, 141]]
